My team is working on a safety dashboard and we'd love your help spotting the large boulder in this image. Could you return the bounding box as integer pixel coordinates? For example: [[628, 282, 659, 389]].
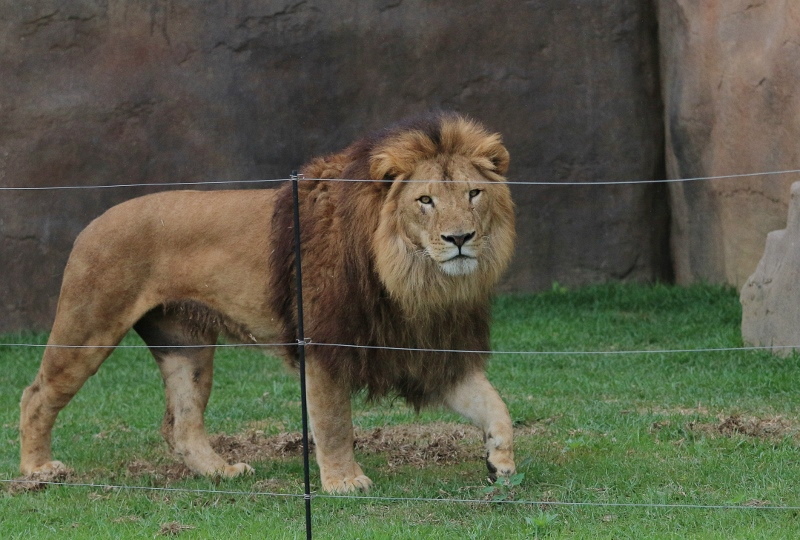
[[741, 182, 800, 356], [658, 0, 800, 286], [0, 1, 667, 332]]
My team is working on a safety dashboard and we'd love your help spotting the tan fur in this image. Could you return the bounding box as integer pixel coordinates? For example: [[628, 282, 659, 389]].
[[19, 112, 516, 492]]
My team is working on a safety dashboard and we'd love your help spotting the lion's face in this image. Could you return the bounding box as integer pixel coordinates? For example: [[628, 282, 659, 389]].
[[397, 156, 498, 277], [373, 150, 515, 313]]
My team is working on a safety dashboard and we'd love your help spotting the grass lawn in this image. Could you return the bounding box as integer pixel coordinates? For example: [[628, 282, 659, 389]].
[[2, 283, 800, 538]]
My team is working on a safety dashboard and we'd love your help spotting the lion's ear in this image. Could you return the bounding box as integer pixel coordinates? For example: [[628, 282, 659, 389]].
[[370, 153, 396, 181], [472, 133, 510, 177], [489, 143, 510, 175]]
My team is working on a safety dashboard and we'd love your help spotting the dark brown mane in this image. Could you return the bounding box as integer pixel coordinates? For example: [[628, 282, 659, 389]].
[[268, 112, 492, 408]]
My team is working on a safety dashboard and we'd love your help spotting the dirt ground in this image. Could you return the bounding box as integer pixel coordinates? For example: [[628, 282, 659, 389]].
[[9, 422, 515, 492], [686, 414, 800, 441], [9, 413, 797, 494]]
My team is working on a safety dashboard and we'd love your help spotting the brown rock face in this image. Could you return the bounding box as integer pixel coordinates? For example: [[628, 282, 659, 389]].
[[658, 0, 800, 286], [741, 182, 800, 356], [0, 1, 666, 332]]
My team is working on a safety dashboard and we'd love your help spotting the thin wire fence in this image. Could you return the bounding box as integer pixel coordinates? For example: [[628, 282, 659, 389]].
[[0, 178, 291, 191], [2, 172, 800, 534], [0, 340, 797, 356], [3, 477, 800, 512], [1, 167, 800, 190]]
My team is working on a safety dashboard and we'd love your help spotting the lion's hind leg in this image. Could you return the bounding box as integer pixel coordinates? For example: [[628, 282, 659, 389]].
[[20, 327, 128, 476], [134, 308, 253, 478]]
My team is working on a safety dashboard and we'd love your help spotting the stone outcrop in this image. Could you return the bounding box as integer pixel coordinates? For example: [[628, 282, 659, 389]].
[[0, 1, 667, 332], [658, 0, 800, 286], [741, 182, 800, 356]]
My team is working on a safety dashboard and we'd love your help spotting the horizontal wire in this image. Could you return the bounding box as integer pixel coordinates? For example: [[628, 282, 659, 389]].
[[1, 477, 797, 511], [0, 178, 290, 191], [306, 168, 800, 186], [1, 168, 800, 191], [316, 493, 800, 511], [0, 342, 295, 350], [0, 340, 794, 356], [307, 342, 793, 356], [0, 478, 303, 499]]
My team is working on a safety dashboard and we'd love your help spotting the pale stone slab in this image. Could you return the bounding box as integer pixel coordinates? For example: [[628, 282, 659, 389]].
[[741, 182, 800, 356]]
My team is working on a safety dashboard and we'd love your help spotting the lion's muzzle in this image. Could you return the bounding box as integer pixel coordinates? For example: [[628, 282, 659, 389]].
[[441, 231, 476, 248]]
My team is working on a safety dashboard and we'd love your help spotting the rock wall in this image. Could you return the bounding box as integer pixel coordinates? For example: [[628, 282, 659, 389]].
[[741, 182, 800, 356], [658, 0, 800, 286], [0, 1, 667, 332]]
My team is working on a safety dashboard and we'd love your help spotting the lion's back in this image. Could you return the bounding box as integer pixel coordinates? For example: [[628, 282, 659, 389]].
[[60, 189, 282, 320], [75, 189, 277, 252]]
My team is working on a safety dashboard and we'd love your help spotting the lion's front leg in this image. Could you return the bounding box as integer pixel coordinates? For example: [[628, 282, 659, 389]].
[[305, 360, 372, 493], [443, 369, 516, 481]]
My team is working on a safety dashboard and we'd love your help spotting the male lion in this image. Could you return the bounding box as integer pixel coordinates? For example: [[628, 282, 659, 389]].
[[19, 111, 516, 493]]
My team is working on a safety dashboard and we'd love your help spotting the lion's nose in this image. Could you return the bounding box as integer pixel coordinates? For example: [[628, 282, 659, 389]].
[[441, 231, 476, 248]]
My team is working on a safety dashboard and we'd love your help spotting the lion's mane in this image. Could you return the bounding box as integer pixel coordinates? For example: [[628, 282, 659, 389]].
[[269, 112, 515, 408]]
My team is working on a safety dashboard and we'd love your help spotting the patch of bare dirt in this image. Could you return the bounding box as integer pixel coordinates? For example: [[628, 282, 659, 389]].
[[119, 431, 312, 482], [126, 459, 194, 482], [208, 422, 508, 470], [6, 464, 72, 494], [209, 422, 488, 469], [686, 414, 800, 441], [120, 422, 497, 482], [646, 405, 711, 416], [211, 430, 308, 462], [157, 522, 195, 536], [354, 423, 480, 468], [7, 421, 545, 489]]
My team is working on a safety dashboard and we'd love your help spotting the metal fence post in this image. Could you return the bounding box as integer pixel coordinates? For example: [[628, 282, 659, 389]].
[[291, 171, 313, 539]]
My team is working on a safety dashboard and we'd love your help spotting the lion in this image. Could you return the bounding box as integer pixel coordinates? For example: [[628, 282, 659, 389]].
[[19, 111, 517, 493]]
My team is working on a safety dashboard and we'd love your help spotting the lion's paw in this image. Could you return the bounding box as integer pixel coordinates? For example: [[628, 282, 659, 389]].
[[13, 461, 72, 492], [322, 474, 373, 494], [218, 463, 255, 478], [486, 455, 516, 482], [21, 460, 70, 478]]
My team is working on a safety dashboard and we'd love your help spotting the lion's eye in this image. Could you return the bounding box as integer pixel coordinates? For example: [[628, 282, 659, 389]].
[[418, 195, 433, 205], [469, 189, 482, 200]]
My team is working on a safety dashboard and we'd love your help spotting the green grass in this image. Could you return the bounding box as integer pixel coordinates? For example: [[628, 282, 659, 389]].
[[3, 283, 800, 538]]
